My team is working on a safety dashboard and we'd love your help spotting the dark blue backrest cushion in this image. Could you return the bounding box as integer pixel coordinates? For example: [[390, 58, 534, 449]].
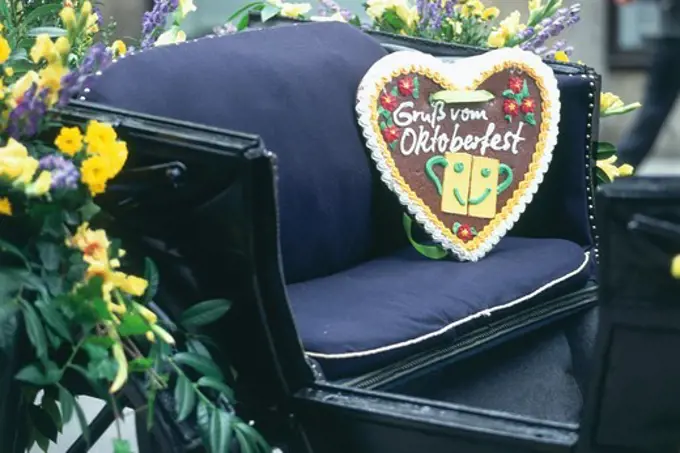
[[86, 23, 388, 284]]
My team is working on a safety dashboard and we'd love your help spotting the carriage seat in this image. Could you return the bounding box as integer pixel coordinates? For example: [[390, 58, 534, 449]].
[[85, 22, 596, 380]]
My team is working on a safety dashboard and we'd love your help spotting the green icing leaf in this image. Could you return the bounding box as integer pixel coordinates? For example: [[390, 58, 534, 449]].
[[386, 116, 394, 127], [524, 113, 537, 126], [413, 77, 420, 100], [391, 86, 398, 96], [453, 222, 461, 233], [389, 141, 397, 151], [521, 79, 530, 98], [378, 107, 390, 119], [502, 89, 515, 98], [504, 115, 512, 123], [379, 121, 387, 130], [431, 90, 495, 104]]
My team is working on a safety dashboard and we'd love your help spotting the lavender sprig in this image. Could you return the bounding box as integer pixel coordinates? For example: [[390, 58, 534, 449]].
[[520, 3, 580, 53], [38, 155, 80, 190], [6, 84, 50, 139], [58, 43, 113, 106], [141, 0, 180, 49], [317, 0, 354, 20]]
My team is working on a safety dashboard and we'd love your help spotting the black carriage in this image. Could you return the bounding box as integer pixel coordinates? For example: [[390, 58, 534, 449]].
[[2, 21, 680, 453]]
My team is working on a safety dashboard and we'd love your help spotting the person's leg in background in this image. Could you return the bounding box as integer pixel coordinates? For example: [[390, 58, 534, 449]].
[[617, 34, 680, 167]]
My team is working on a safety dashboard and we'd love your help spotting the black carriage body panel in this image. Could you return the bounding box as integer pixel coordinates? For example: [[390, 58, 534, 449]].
[[579, 178, 680, 453]]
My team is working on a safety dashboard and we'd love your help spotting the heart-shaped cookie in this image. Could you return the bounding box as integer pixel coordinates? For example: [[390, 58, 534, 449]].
[[356, 48, 561, 261]]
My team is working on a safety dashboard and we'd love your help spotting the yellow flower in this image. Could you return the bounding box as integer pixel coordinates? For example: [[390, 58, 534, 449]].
[[85, 120, 117, 151], [100, 140, 128, 179], [4, 67, 14, 77], [59, 6, 77, 30], [178, 0, 197, 18], [482, 7, 500, 20], [0, 36, 10, 65], [26, 171, 52, 196], [671, 255, 680, 279], [8, 71, 40, 107], [280, 2, 312, 18], [366, 0, 389, 20], [459, 0, 484, 18], [109, 342, 128, 394], [55, 126, 84, 156], [134, 303, 158, 324], [39, 63, 68, 104], [487, 29, 506, 47], [498, 10, 523, 36], [110, 40, 126, 57], [55, 36, 71, 56], [600, 92, 624, 112], [67, 223, 111, 261], [30, 34, 60, 64], [554, 50, 569, 62], [0, 197, 12, 216], [528, 0, 541, 12], [151, 324, 175, 345], [81, 155, 111, 196], [154, 27, 185, 46], [85, 13, 99, 35], [118, 274, 148, 297], [0, 139, 39, 184], [445, 18, 463, 34], [394, 3, 418, 27], [597, 155, 635, 182], [80, 0, 93, 17]]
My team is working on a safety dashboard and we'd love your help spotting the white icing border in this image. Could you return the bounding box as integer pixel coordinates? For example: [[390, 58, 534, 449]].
[[306, 251, 589, 360], [355, 48, 562, 262]]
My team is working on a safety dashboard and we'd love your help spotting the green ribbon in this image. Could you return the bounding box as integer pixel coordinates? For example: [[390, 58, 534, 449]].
[[402, 214, 449, 260]]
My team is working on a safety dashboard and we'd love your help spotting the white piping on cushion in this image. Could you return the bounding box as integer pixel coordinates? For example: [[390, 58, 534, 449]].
[[306, 251, 591, 360]]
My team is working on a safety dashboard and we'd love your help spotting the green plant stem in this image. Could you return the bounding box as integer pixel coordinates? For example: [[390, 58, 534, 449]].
[[168, 360, 216, 410], [62, 335, 87, 373]]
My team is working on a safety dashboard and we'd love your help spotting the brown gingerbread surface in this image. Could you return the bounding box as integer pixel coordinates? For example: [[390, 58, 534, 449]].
[[377, 69, 542, 240]]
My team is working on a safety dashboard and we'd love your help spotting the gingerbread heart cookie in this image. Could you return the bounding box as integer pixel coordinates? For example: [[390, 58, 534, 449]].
[[356, 48, 561, 261]]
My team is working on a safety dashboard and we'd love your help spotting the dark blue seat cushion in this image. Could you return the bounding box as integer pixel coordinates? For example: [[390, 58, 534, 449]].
[[287, 237, 591, 379], [85, 22, 388, 284]]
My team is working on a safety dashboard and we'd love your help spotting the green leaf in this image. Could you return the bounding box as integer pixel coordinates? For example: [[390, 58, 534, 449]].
[[226, 1, 266, 22], [260, 4, 281, 21], [196, 401, 211, 446], [389, 141, 397, 151], [378, 106, 390, 118], [379, 121, 387, 130], [175, 375, 196, 422], [118, 312, 150, 337], [42, 396, 63, 433], [524, 113, 536, 126], [27, 26, 67, 37], [187, 339, 213, 359], [601, 102, 642, 117], [143, 258, 159, 304], [129, 357, 154, 373], [58, 386, 74, 424], [237, 12, 250, 30], [15, 363, 61, 386], [431, 90, 495, 104], [236, 421, 272, 453], [78, 200, 101, 222], [36, 300, 72, 343], [23, 4, 63, 24], [180, 299, 232, 328], [596, 141, 617, 159], [173, 352, 224, 380], [596, 166, 611, 184], [234, 423, 256, 453], [210, 409, 233, 453], [386, 116, 394, 127], [197, 377, 235, 402], [412, 77, 420, 100], [33, 428, 50, 453], [502, 89, 515, 98], [21, 301, 48, 359], [390, 86, 399, 96], [113, 439, 134, 453], [0, 239, 30, 269], [73, 399, 90, 445], [520, 80, 530, 98], [504, 115, 512, 122], [29, 404, 59, 443]]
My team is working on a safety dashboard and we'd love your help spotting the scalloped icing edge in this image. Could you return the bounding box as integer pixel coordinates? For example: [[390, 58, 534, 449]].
[[356, 48, 561, 262]]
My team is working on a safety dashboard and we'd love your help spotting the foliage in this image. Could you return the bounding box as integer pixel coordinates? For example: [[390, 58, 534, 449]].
[[0, 1, 269, 453]]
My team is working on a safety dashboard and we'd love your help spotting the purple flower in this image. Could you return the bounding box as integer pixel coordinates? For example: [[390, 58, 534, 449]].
[[58, 44, 113, 106], [6, 84, 50, 139], [520, 3, 581, 52], [38, 154, 80, 190], [92, 5, 104, 26], [141, 0, 180, 49]]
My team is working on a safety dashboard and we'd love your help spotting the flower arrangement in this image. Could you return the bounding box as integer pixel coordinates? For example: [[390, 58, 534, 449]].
[[0, 1, 269, 453]]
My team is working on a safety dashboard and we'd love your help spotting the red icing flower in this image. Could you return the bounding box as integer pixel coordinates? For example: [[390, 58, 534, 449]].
[[503, 99, 520, 116], [382, 125, 401, 143], [508, 76, 523, 94], [380, 93, 399, 111], [521, 97, 536, 114], [457, 224, 474, 242], [398, 77, 415, 96]]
